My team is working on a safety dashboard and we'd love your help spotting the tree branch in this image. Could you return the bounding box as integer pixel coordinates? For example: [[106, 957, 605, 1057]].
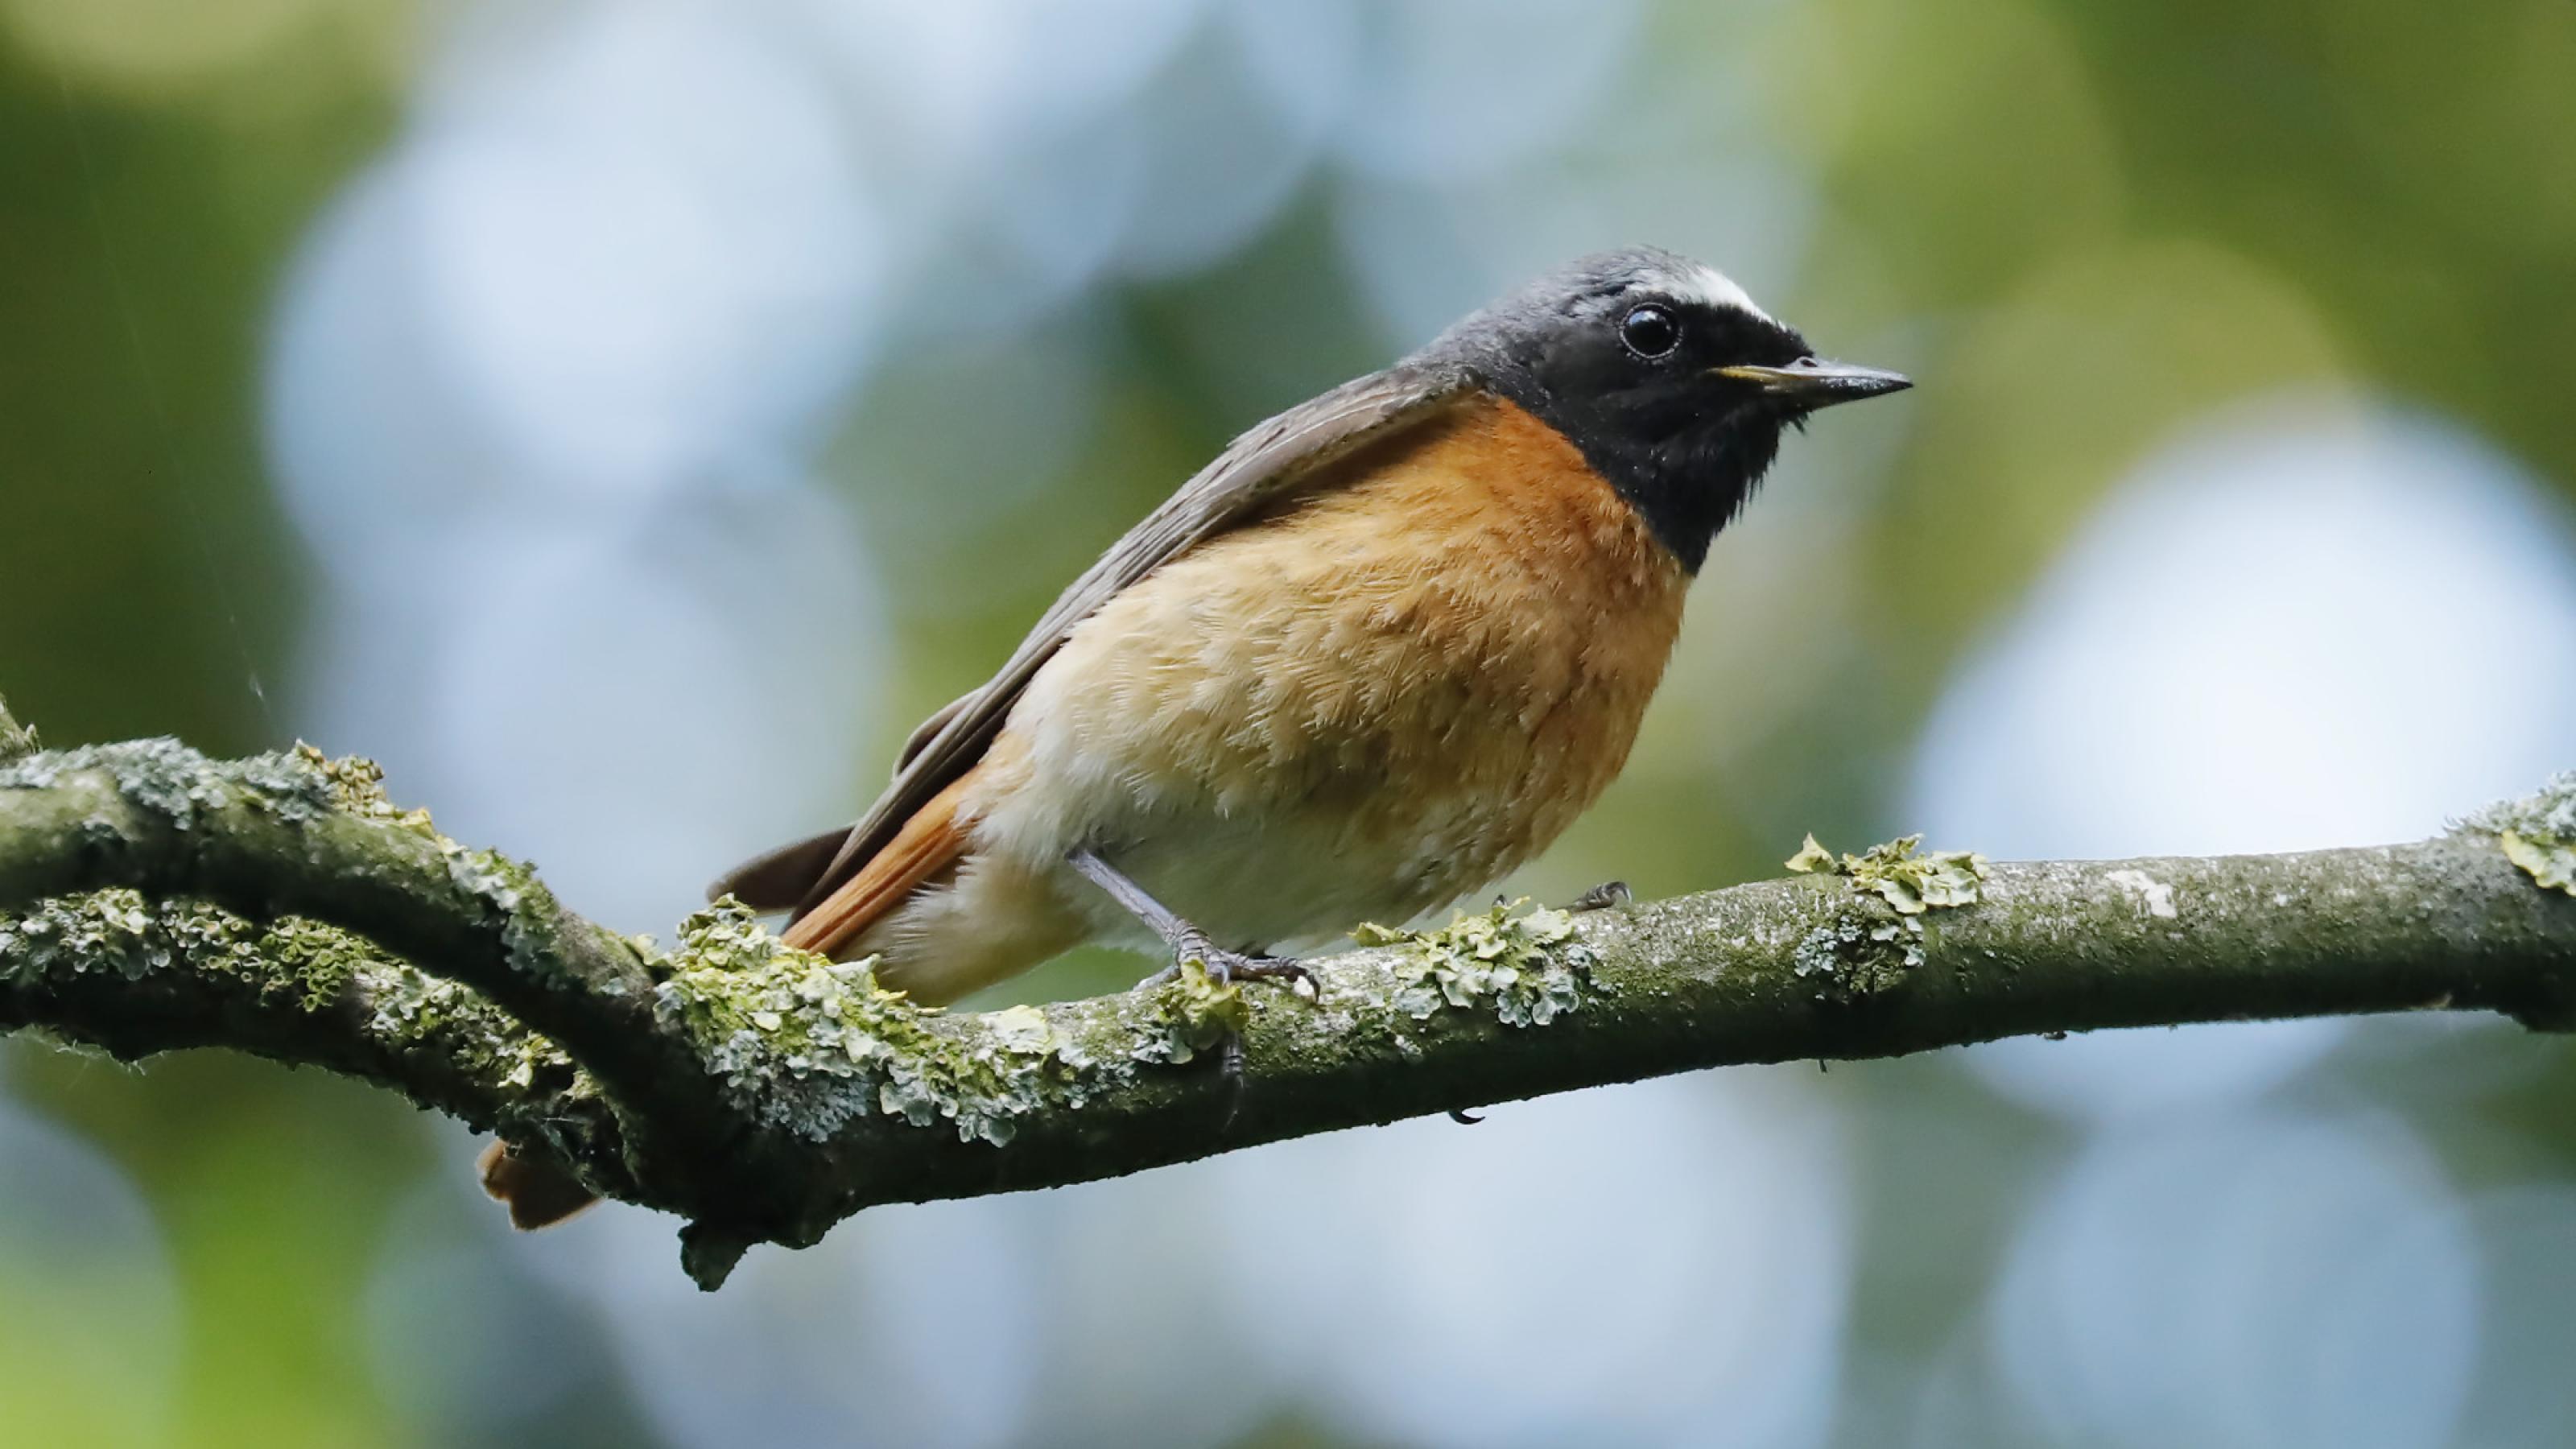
[[4, 700, 2574, 1288]]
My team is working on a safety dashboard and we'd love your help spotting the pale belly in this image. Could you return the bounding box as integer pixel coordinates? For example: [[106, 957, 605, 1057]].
[[1004, 749, 1563, 956]]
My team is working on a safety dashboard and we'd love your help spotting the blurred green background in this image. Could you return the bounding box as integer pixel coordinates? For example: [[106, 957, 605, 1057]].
[[5, 1, 2576, 1446]]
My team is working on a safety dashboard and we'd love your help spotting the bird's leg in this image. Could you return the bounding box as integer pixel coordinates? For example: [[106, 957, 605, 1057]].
[[1566, 880, 1632, 912], [1066, 848, 1314, 993]]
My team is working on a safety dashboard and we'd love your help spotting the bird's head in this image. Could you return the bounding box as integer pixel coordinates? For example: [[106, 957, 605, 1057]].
[[1424, 246, 1909, 572]]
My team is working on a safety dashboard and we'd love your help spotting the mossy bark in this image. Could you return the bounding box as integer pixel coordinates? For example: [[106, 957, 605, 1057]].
[[6, 729, 2575, 1288], [0, 695, 35, 764]]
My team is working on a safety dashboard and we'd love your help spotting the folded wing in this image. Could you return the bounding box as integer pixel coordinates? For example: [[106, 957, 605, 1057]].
[[707, 361, 1483, 956]]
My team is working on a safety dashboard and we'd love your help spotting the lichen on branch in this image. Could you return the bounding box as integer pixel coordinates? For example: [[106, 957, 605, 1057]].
[[1785, 832, 1991, 913], [0, 695, 35, 764], [1777, 832, 1992, 996], [651, 898, 1060, 1146], [4, 708, 2575, 1289], [1356, 898, 1596, 1027], [2467, 771, 2576, 897], [0, 885, 612, 1173]]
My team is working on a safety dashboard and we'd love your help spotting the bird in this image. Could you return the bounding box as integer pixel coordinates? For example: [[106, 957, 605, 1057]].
[[478, 246, 1907, 1228]]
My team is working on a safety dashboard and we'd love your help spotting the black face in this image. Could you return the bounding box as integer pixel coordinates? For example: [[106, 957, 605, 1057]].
[[1503, 294, 1815, 571], [1418, 249, 1907, 573]]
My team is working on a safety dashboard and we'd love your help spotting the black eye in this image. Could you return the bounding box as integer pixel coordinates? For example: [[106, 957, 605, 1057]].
[[1620, 303, 1680, 358]]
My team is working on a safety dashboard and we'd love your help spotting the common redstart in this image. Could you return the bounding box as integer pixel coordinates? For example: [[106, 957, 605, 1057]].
[[481, 246, 1906, 1226]]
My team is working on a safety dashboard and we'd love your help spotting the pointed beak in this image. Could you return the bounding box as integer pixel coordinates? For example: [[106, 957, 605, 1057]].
[[1714, 356, 1912, 410]]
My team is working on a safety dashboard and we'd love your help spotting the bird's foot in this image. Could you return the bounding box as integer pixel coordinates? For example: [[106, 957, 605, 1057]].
[[1138, 935, 1313, 1130], [1148, 933, 1315, 996], [1567, 880, 1633, 912]]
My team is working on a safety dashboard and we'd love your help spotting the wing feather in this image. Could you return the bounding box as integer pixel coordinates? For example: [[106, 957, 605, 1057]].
[[711, 359, 1480, 921]]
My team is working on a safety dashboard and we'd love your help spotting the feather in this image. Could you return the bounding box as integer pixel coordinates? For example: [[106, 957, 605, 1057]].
[[781, 771, 980, 959], [704, 828, 847, 911], [712, 361, 1481, 923]]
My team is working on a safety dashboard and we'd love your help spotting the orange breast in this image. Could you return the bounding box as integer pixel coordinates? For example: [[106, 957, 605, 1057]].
[[972, 394, 1691, 921]]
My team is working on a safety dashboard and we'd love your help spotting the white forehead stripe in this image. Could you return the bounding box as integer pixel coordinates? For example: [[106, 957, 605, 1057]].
[[1651, 265, 1774, 325]]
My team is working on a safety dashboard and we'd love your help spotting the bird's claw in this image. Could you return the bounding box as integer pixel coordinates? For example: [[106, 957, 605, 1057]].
[[1139, 935, 1315, 1130], [1216, 953, 1316, 994], [1151, 933, 1315, 997], [1567, 880, 1632, 912]]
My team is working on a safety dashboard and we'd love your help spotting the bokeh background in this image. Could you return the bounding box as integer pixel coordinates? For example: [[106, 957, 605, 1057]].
[[6, 0, 2576, 1444]]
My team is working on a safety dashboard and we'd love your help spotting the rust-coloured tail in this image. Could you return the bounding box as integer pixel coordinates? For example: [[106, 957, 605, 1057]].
[[478, 1139, 598, 1230], [781, 770, 979, 960]]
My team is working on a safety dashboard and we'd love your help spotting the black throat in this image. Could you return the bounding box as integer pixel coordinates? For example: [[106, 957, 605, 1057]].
[[1480, 368, 1787, 574], [1402, 248, 1817, 575]]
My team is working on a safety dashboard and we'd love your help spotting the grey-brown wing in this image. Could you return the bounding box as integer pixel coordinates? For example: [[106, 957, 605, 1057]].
[[710, 359, 1481, 919], [710, 828, 848, 911], [894, 691, 974, 774]]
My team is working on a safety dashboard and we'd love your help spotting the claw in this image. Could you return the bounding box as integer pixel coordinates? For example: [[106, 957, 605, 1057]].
[[1567, 880, 1632, 912], [1223, 956, 1317, 996], [1170, 931, 1312, 996], [1220, 1032, 1249, 1128], [1144, 933, 1315, 1132]]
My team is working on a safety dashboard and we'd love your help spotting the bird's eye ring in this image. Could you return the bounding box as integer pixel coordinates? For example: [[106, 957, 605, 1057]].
[[1619, 303, 1681, 358]]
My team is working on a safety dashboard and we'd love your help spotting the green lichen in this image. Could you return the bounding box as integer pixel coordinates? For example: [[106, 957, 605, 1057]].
[[290, 743, 439, 832], [365, 965, 574, 1086], [1786, 832, 1990, 914], [150, 900, 361, 1006], [0, 738, 241, 827], [1790, 910, 1919, 998], [0, 696, 35, 762], [0, 740, 594, 1096], [1137, 959, 1249, 1065], [2504, 836, 2576, 894], [1783, 832, 1989, 999], [439, 843, 562, 979], [651, 899, 1061, 1146], [0, 889, 161, 980], [1783, 836, 1839, 875], [1791, 915, 1868, 981], [0, 887, 564, 1084], [1051, 1012, 1146, 1106], [1356, 898, 1595, 1028], [0, 737, 444, 838], [2465, 773, 2576, 897]]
